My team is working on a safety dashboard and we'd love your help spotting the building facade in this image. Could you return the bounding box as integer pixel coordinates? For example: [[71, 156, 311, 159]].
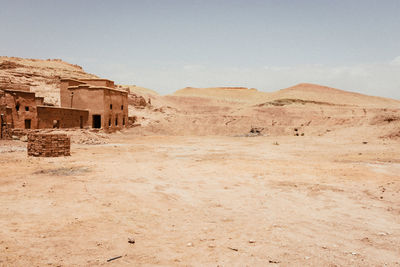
[[60, 78, 128, 129]]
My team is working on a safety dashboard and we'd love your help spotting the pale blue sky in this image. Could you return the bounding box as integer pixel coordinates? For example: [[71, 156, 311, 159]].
[[1, 0, 399, 98]]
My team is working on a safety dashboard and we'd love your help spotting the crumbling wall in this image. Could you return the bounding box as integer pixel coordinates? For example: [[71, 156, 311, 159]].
[[128, 93, 147, 107], [0, 105, 12, 139], [27, 133, 70, 157], [2, 90, 37, 129]]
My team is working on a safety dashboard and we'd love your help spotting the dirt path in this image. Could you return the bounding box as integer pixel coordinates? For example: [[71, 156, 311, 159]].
[[1, 133, 399, 266]]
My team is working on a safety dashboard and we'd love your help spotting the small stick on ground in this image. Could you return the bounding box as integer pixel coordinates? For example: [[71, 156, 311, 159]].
[[107, 256, 122, 262]]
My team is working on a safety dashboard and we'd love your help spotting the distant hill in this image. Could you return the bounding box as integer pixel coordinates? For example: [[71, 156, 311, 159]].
[[173, 86, 269, 104], [173, 83, 400, 108], [269, 83, 400, 108], [122, 85, 159, 96]]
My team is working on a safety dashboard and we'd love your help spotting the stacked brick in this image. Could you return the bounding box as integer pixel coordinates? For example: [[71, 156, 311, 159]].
[[27, 133, 70, 157]]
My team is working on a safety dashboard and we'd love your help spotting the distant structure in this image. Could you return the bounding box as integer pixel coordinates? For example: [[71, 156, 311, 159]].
[[60, 78, 128, 129], [0, 78, 128, 139]]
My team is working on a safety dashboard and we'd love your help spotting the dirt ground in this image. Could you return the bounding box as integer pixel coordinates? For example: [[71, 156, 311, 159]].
[[1, 131, 400, 266]]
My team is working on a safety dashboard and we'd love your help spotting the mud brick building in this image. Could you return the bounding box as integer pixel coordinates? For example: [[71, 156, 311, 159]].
[[0, 88, 38, 130], [0, 84, 88, 135], [60, 78, 128, 129], [1, 77, 128, 139]]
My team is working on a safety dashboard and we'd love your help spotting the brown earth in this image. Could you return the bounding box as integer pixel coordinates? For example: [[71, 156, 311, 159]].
[[1, 57, 400, 266], [1, 132, 400, 266]]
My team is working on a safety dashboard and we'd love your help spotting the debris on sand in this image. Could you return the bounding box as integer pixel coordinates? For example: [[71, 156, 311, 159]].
[[107, 256, 122, 262], [237, 127, 265, 137], [268, 259, 280, 264]]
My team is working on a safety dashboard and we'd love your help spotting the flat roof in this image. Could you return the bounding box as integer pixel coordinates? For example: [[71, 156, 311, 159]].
[[68, 85, 128, 94], [37, 105, 89, 112]]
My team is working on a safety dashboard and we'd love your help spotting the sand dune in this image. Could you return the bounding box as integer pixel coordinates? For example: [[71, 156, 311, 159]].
[[270, 83, 400, 107]]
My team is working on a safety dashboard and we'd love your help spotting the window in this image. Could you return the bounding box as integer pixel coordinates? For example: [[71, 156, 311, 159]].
[[16, 103, 20, 111], [53, 120, 60, 128], [121, 105, 124, 110], [110, 104, 113, 110], [25, 106, 29, 111]]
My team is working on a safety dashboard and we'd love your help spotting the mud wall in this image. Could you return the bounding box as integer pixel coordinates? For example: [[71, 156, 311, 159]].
[[103, 89, 128, 129], [60, 79, 86, 108], [0, 105, 12, 139], [37, 106, 88, 129], [2, 90, 37, 129], [27, 133, 70, 157]]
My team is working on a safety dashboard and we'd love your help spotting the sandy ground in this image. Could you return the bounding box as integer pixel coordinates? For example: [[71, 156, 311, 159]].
[[1, 131, 400, 266]]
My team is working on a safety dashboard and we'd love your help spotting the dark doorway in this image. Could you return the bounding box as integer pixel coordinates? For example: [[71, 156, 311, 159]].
[[79, 116, 83, 129], [24, 119, 31, 129], [92, 115, 101, 128]]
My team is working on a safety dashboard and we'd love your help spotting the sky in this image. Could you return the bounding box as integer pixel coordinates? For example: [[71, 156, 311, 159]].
[[1, 0, 399, 98]]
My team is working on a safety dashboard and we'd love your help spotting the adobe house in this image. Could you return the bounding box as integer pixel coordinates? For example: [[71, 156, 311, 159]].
[[60, 78, 128, 129], [0, 85, 89, 133], [1, 76, 127, 139], [0, 88, 38, 129]]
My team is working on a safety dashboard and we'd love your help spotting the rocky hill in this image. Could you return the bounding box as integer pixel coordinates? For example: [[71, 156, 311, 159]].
[[0, 56, 98, 105], [132, 83, 400, 139]]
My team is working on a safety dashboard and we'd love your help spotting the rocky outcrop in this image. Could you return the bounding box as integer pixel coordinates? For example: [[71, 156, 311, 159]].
[[0, 57, 98, 105], [128, 93, 148, 108]]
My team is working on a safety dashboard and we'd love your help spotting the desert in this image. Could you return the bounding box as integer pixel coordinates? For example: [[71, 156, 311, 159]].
[[1, 56, 400, 266]]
